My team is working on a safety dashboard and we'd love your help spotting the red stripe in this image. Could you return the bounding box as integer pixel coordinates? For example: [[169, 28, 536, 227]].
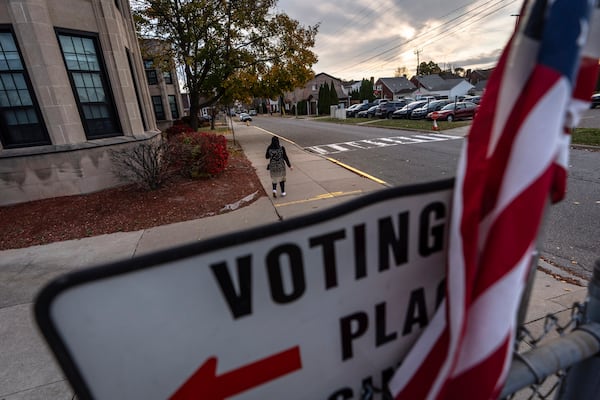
[[473, 166, 554, 298], [394, 328, 450, 399], [572, 57, 600, 101], [481, 65, 562, 219], [444, 335, 512, 399]]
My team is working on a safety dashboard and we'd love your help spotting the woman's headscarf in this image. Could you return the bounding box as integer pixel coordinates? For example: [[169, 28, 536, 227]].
[[270, 136, 280, 148]]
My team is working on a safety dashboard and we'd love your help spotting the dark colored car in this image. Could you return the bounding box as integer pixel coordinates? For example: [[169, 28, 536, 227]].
[[427, 101, 479, 122], [591, 93, 600, 109], [464, 95, 482, 105], [357, 105, 378, 118], [375, 100, 408, 119], [348, 102, 374, 117], [391, 100, 428, 119], [411, 100, 452, 120]]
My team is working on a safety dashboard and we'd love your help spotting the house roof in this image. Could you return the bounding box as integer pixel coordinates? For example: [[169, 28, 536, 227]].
[[413, 75, 472, 91], [474, 80, 488, 91], [378, 77, 416, 94], [413, 75, 446, 90]]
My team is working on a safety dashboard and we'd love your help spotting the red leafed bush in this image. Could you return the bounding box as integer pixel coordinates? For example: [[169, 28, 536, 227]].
[[171, 131, 229, 178], [165, 123, 194, 139]]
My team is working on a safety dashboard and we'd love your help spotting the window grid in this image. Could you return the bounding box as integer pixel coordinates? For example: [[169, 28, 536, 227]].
[[58, 32, 121, 139], [152, 96, 165, 120], [163, 71, 173, 84], [168, 95, 178, 119], [0, 31, 49, 148]]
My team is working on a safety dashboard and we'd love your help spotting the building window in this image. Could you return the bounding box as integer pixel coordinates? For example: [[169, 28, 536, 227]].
[[168, 95, 178, 119], [152, 96, 165, 120], [57, 31, 121, 139], [144, 60, 158, 85], [0, 30, 50, 148], [163, 70, 173, 84]]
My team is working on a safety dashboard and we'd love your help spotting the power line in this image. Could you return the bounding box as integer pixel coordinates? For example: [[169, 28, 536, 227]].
[[331, 0, 517, 77]]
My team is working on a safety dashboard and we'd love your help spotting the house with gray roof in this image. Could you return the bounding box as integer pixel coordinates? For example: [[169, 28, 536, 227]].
[[411, 74, 474, 100], [374, 77, 416, 100]]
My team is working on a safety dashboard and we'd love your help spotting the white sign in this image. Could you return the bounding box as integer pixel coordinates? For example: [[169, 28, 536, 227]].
[[36, 180, 453, 400]]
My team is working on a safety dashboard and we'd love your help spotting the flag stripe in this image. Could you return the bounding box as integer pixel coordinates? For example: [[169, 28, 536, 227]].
[[389, 0, 598, 398]]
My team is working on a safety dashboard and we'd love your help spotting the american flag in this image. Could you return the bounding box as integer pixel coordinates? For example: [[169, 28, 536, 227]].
[[388, 0, 600, 399]]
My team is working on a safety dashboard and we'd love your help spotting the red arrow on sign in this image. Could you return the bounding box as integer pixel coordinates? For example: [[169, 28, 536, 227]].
[[169, 346, 302, 400]]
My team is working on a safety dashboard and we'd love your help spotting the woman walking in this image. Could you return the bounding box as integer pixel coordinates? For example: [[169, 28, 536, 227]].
[[265, 136, 292, 198]]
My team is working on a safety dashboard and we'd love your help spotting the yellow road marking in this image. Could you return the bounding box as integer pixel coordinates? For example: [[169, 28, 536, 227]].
[[325, 157, 388, 185], [275, 190, 364, 207]]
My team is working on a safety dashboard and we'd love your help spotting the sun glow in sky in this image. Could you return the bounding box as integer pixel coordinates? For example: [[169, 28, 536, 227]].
[[275, 0, 523, 81]]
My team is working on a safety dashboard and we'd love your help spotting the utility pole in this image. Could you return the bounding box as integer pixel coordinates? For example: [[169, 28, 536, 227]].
[[511, 14, 520, 32], [414, 48, 422, 76]]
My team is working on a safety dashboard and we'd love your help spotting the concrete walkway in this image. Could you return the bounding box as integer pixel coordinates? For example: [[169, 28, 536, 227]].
[[0, 122, 588, 399]]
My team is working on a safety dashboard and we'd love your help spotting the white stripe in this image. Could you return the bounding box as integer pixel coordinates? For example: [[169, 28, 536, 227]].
[[413, 135, 447, 141], [306, 146, 329, 155], [488, 35, 539, 157], [387, 301, 447, 394], [451, 250, 532, 376], [427, 142, 469, 399], [480, 80, 570, 244], [389, 141, 469, 398], [387, 136, 428, 144], [428, 134, 463, 140], [327, 144, 350, 152]]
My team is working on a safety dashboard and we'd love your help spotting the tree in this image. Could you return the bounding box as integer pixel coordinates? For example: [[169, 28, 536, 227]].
[[133, 0, 319, 130], [329, 80, 339, 107], [358, 78, 375, 102], [454, 67, 465, 77], [417, 60, 442, 75], [394, 66, 409, 77], [318, 82, 330, 115]]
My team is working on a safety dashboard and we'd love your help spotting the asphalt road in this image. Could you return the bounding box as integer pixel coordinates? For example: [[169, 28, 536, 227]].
[[252, 114, 599, 280]]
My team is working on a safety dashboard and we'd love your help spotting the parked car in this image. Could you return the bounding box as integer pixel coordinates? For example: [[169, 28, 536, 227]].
[[427, 101, 479, 122], [357, 105, 378, 118], [463, 95, 482, 105], [591, 93, 600, 108], [391, 100, 428, 119], [347, 103, 371, 117], [239, 112, 252, 122], [375, 100, 408, 119], [345, 103, 361, 117], [249, 109, 257, 116], [411, 99, 452, 120]]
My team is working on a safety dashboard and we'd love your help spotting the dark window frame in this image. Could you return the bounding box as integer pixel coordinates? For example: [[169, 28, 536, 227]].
[[0, 26, 50, 149], [163, 70, 173, 84], [144, 59, 158, 85], [168, 95, 179, 119], [56, 28, 122, 139], [152, 95, 165, 120]]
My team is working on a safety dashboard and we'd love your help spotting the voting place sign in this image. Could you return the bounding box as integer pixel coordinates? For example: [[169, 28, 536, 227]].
[[35, 179, 453, 400]]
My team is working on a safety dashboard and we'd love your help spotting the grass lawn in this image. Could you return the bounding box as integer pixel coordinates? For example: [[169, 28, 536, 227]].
[[572, 128, 600, 147]]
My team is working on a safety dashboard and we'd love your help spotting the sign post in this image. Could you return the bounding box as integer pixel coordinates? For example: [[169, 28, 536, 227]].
[[36, 180, 453, 400]]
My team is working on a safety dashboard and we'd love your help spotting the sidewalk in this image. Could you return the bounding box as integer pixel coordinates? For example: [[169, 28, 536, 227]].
[[0, 122, 588, 399]]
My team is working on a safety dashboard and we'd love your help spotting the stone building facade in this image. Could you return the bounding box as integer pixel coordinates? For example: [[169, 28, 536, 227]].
[[0, 0, 159, 206], [140, 39, 184, 131]]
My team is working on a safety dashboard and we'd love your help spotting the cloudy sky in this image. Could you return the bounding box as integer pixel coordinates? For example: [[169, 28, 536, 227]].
[[274, 0, 524, 81]]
